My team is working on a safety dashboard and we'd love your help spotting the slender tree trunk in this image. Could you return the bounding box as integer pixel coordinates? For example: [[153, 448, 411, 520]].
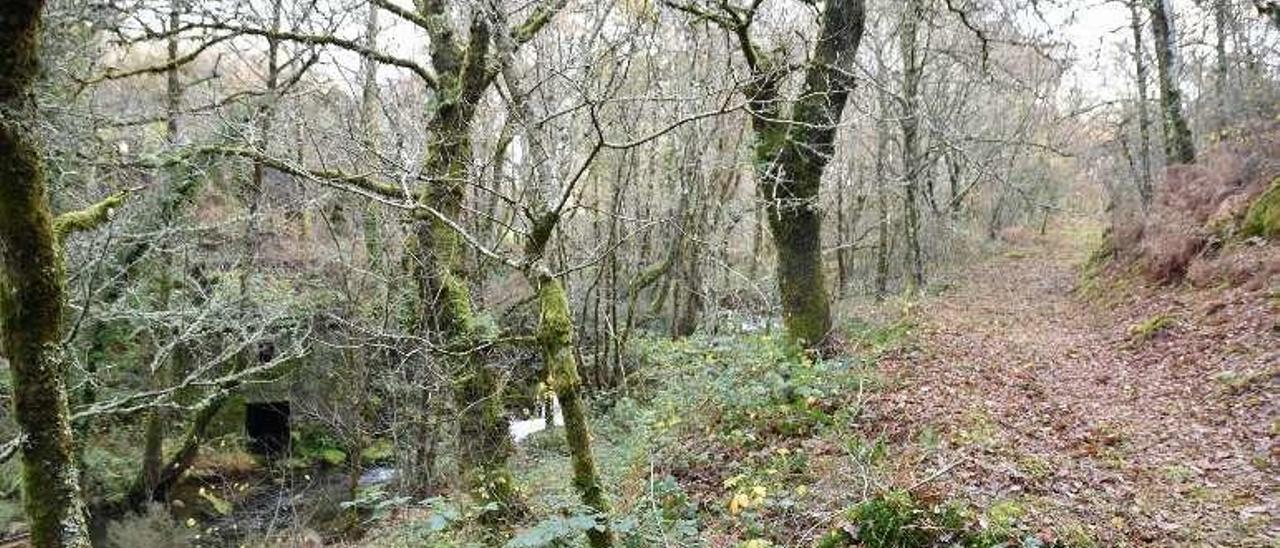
[[607, 162, 624, 385], [836, 180, 848, 295], [875, 188, 890, 299], [671, 155, 705, 339], [491, 18, 614, 539], [121, 380, 230, 513], [900, 0, 926, 290], [946, 152, 964, 218], [534, 277, 613, 547], [140, 0, 185, 496], [243, 0, 281, 298], [1148, 0, 1196, 164], [347, 0, 381, 510], [0, 4, 92, 546], [748, 207, 763, 282], [874, 74, 892, 299], [1128, 0, 1155, 206], [1212, 0, 1232, 130]]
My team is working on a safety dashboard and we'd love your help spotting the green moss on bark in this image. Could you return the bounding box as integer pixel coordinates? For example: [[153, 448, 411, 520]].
[[536, 277, 613, 548], [755, 131, 832, 350], [51, 192, 125, 245], [0, 1, 44, 103], [742, 0, 863, 351], [767, 205, 832, 349], [416, 130, 517, 515], [455, 364, 520, 522], [0, 3, 93, 545]]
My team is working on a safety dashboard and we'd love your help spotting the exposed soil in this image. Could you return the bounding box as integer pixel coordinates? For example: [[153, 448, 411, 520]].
[[868, 222, 1279, 546]]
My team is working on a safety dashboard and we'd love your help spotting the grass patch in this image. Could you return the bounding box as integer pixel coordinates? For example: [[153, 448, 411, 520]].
[[815, 491, 1068, 548], [1127, 313, 1178, 342], [844, 315, 917, 356]]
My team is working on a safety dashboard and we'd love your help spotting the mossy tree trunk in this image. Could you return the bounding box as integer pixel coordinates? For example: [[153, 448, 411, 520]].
[[490, 11, 614, 541], [762, 196, 832, 346], [0, 2, 92, 546], [1148, 0, 1195, 165], [411, 7, 521, 515], [732, 0, 866, 349], [535, 276, 613, 548]]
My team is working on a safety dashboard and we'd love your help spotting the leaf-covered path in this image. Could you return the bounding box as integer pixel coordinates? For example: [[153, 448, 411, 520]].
[[868, 224, 1279, 546]]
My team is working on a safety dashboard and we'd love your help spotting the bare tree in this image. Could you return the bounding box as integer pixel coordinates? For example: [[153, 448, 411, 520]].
[[1149, 0, 1196, 164], [1129, 0, 1156, 205]]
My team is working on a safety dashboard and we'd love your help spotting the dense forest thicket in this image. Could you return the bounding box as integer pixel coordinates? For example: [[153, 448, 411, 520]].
[[0, 0, 1277, 546]]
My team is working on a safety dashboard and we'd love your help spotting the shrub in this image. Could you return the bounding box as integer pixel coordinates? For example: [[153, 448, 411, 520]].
[[105, 504, 195, 548], [816, 492, 1047, 548], [1104, 122, 1280, 284]]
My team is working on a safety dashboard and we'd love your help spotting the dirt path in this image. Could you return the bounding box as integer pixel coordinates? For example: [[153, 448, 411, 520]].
[[870, 225, 1279, 546]]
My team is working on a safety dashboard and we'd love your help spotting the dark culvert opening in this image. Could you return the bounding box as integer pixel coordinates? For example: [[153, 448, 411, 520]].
[[245, 401, 290, 458]]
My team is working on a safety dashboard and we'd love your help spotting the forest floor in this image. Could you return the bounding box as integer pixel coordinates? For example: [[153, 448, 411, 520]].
[[865, 220, 1279, 546], [359, 218, 1278, 548]]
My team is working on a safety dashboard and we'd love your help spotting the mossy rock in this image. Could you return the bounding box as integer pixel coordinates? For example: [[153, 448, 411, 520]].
[[1242, 177, 1280, 239]]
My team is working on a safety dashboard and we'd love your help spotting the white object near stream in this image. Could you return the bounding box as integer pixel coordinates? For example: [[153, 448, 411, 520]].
[[508, 396, 564, 443]]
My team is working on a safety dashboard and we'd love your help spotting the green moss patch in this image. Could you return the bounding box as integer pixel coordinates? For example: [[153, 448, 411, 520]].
[[1242, 177, 1280, 239], [1128, 313, 1178, 342]]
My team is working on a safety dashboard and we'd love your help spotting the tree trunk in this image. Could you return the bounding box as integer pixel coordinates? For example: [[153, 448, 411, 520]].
[[1212, 0, 1232, 130], [140, 0, 186, 496], [535, 276, 613, 548], [0, 3, 92, 546], [836, 181, 848, 295], [409, 12, 517, 507], [875, 186, 890, 299], [1129, 0, 1155, 206], [120, 385, 230, 513], [489, 15, 614, 537], [671, 157, 705, 339], [748, 208, 763, 282], [414, 123, 516, 506], [413, 160, 508, 497], [1148, 0, 1196, 164], [874, 63, 892, 299], [900, 0, 926, 290], [749, 0, 865, 350], [764, 201, 832, 346]]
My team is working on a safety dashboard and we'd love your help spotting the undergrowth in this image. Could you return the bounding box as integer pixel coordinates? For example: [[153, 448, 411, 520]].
[[367, 318, 1088, 547], [813, 490, 1097, 548]]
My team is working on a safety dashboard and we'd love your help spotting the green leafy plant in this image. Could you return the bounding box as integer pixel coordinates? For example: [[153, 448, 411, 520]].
[[340, 486, 413, 524], [506, 511, 604, 548]]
